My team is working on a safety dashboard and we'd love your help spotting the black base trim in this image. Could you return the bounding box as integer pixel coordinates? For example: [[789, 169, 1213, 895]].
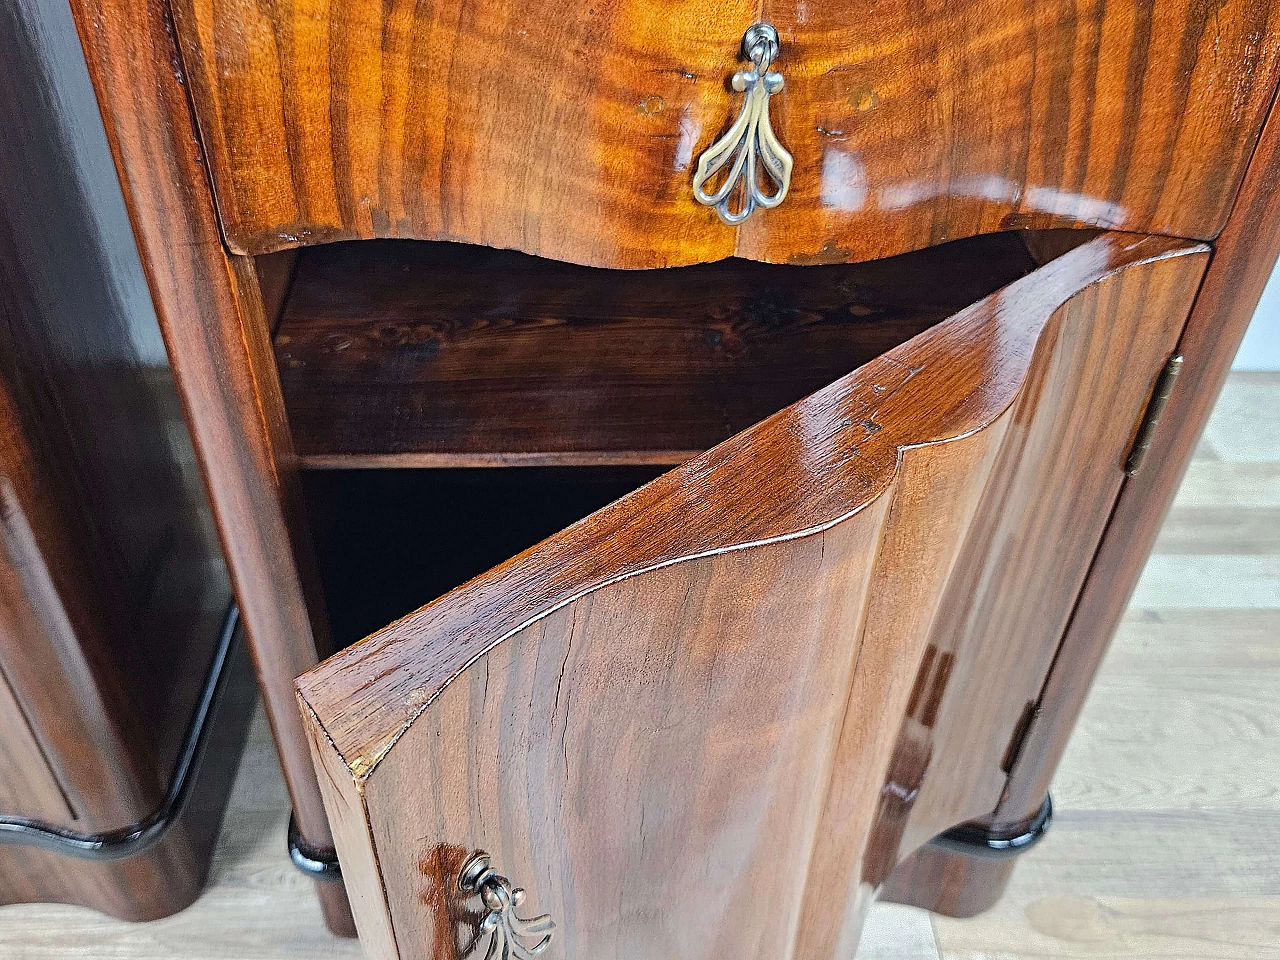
[[0, 605, 240, 862], [930, 794, 1053, 860], [288, 814, 343, 882], [285, 798, 1054, 884]]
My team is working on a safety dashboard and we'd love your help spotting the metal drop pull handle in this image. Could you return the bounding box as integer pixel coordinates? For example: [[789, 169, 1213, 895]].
[[459, 852, 555, 960], [693, 23, 794, 225]]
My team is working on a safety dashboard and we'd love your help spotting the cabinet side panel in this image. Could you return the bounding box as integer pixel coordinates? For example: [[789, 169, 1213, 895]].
[[0, 0, 236, 827], [0, 663, 70, 822], [893, 250, 1208, 849], [876, 249, 1208, 916]]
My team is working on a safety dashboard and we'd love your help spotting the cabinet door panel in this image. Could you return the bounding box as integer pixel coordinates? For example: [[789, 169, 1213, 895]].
[[297, 233, 1207, 960]]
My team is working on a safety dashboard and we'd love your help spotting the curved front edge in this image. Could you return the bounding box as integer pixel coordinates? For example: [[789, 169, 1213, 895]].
[[169, 0, 1279, 266], [796, 244, 1207, 960]]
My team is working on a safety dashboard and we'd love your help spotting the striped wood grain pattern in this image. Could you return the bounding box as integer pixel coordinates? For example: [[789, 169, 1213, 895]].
[[168, 0, 1280, 266]]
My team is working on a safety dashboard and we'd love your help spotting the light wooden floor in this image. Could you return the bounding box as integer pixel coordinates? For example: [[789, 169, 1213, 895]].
[[2, 373, 1277, 960]]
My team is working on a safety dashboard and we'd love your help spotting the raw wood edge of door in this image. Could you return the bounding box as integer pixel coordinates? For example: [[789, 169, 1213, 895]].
[[64, 0, 353, 933], [301, 693, 401, 957], [295, 232, 1206, 784]]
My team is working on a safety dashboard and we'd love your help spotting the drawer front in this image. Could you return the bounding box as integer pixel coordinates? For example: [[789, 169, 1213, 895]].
[[173, 0, 1279, 266], [296, 234, 1207, 959]]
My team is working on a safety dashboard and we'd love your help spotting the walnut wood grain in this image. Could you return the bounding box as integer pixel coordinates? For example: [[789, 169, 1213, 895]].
[[877, 77, 1280, 924], [855, 229, 1203, 897], [0, 595, 74, 824], [0, 372, 148, 828], [0, 619, 257, 922], [66, 0, 353, 933], [880, 843, 1017, 919], [297, 233, 1205, 958], [276, 232, 1037, 466], [169, 0, 1279, 267], [0, 0, 239, 832]]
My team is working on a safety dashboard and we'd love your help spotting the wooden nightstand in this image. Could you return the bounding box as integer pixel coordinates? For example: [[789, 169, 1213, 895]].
[[46, 0, 1280, 953]]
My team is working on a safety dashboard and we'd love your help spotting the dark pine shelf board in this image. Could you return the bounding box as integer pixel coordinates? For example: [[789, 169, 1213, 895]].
[[274, 233, 1041, 467]]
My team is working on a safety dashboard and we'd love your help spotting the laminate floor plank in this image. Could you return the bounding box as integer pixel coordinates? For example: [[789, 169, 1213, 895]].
[[1199, 374, 1280, 463], [1129, 557, 1280, 608]]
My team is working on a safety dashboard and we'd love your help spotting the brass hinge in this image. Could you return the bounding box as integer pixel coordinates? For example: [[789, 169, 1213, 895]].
[[1124, 353, 1185, 476]]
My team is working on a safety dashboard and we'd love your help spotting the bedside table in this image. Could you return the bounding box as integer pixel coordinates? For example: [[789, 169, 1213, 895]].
[[58, 0, 1280, 953]]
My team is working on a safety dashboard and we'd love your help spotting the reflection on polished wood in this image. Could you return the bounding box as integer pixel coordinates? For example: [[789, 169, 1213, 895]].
[[0, 0, 249, 920], [169, 0, 1280, 266], [296, 233, 1207, 959]]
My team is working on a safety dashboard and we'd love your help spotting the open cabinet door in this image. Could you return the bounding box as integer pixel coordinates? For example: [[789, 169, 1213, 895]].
[[296, 233, 1206, 960]]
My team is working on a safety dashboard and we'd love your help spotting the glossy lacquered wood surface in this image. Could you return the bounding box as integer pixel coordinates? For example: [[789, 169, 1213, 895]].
[[877, 89, 1280, 924], [169, 0, 1280, 267], [67, 0, 354, 932], [876, 95, 1280, 922], [1, 0, 233, 831], [0, 0, 257, 921], [297, 234, 1206, 959], [0, 671, 69, 823], [838, 227, 1202, 889], [0, 375, 79, 826], [276, 233, 1037, 466]]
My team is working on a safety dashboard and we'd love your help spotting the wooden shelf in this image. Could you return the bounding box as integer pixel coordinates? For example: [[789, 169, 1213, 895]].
[[274, 233, 1042, 467]]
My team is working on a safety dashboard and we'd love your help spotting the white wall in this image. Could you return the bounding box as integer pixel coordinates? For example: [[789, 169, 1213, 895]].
[[1234, 262, 1280, 370]]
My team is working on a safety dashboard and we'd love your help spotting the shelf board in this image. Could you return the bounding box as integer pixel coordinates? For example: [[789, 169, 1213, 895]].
[[275, 233, 1041, 467]]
